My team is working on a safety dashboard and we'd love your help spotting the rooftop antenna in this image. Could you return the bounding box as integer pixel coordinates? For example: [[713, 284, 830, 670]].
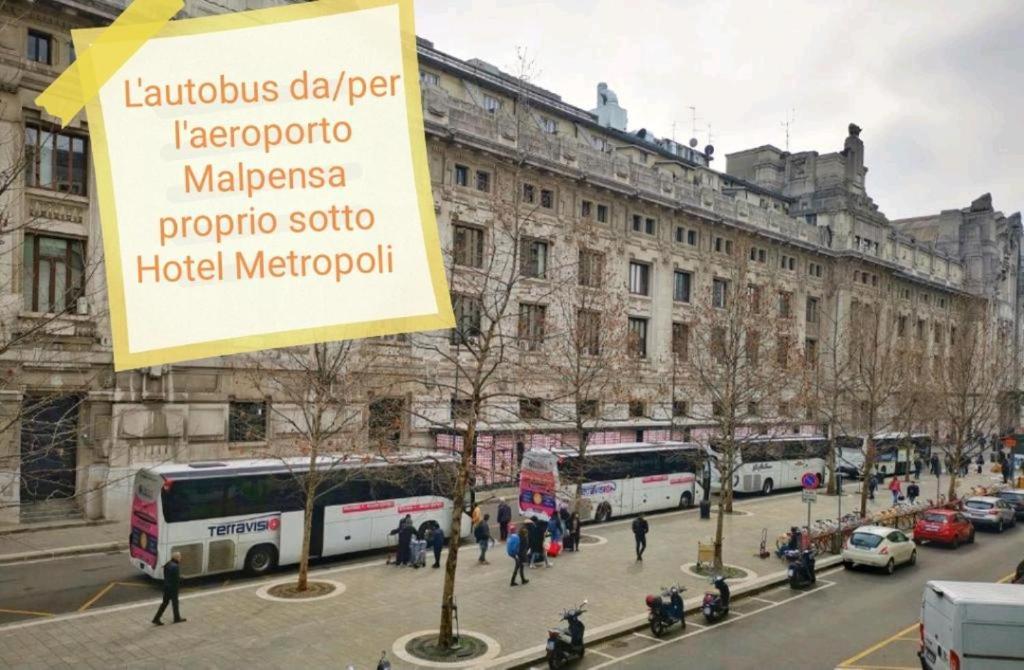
[[781, 107, 795, 151]]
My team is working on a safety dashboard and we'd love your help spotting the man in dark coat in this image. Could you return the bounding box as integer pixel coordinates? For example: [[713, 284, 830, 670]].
[[428, 524, 444, 568], [496, 498, 512, 541], [152, 551, 186, 625], [394, 515, 414, 566], [632, 514, 649, 561]]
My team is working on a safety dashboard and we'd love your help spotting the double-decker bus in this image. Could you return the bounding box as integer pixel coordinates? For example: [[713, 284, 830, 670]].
[[836, 433, 933, 479], [129, 454, 467, 580], [553, 441, 707, 522], [709, 435, 829, 496]]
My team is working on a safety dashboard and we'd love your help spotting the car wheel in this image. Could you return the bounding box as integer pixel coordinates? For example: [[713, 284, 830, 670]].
[[967, 530, 975, 544], [244, 544, 278, 576], [951, 537, 960, 550], [762, 479, 774, 496], [908, 550, 917, 566], [885, 558, 895, 575], [997, 520, 1005, 534], [596, 504, 611, 523]]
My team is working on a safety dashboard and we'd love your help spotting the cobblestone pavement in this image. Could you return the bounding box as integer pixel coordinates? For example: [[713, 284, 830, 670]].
[[0, 472, 1002, 669]]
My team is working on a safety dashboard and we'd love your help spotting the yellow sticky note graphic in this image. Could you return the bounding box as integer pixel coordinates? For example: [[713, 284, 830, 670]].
[[71, 0, 453, 370]]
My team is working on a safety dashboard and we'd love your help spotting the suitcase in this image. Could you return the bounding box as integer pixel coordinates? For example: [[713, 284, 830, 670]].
[[410, 539, 427, 568]]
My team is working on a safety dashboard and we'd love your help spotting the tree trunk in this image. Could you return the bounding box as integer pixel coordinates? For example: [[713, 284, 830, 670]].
[[437, 421, 476, 649], [947, 445, 961, 501], [713, 487, 725, 570], [826, 429, 837, 496], [297, 478, 315, 592]]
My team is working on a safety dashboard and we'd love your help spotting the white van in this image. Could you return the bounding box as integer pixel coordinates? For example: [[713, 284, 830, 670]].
[[919, 581, 1024, 670]]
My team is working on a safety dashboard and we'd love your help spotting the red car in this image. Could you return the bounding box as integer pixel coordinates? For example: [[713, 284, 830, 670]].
[[913, 509, 975, 548]]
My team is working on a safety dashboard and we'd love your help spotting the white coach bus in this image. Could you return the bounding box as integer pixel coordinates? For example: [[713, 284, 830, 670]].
[[710, 435, 829, 496], [554, 441, 707, 522], [129, 454, 468, 579]]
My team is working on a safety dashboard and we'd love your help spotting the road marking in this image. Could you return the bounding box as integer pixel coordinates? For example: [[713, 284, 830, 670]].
[[838, 665, 918, 670], [746, 596, 774, 605], [590, 650, 617, 660], [114, 581, 152, 588], [586, 581, 836, 670], [836, 622, 919, 667], [77, 582, 117, 612], [997, 572, 1015, 583], [631, 632, 662, 642], [0, 608, 54, 618]]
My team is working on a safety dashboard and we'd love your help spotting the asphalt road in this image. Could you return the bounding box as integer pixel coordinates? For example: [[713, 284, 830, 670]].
[[575, 524, 1024, 670]]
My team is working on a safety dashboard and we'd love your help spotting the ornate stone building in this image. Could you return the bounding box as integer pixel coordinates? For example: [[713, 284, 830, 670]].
[[0, 13, 1020, 524]]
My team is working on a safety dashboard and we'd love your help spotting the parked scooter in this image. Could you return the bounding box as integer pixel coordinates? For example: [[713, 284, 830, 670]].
[[701, 575, 730, 623], [546, 600, 587, 669], [646, 584, 687, 636], [786, 548, 816, 589]]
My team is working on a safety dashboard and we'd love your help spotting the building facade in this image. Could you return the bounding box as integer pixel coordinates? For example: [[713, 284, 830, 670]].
[[0, 11, 1020, 524]]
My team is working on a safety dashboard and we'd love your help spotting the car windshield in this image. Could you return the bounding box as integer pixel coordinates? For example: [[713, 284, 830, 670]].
[[920, 513, 947, 523], [850, 532, 883, 549], [998, 492, 1023, 502], [965, 500, 993, 510]]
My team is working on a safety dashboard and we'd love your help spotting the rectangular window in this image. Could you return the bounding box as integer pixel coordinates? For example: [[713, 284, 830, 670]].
[[778, 291, 792, 318], [229, 401, 266, 442], [628, 317, 648, 359], [632, 214, 643, 233], [780, 255, 796, 271], [645, 217, 656, 235], [672, 400, 688, 418], [687, 230, 698, 246], [451, 293, 482, 344], [711, 326, 726, 362], [747, 402, 759, 417], [675, 226, 685, 244], [483, 94, 501, 112], [27, 30, 51, 64], [475, 170, 491, 193], [806, 297, 819, 324], [451, 397, 472, 421], [673, 270, 692, 303], [916, 319, 926, 340], [805, 213, 817, 226], [578, 249, 604, 288], [540, 189, 554, 209], [368, 398, 405, 447], [596, 204, 609, 223], [519, 398, 543, 420], [580, 200, 592, 218], [577, 399, 599, 420], [714, 237, 732, 254], [897, 315, 907, 337], [24, 125, 88, 195], [805, 338, 818, 366], [454, 164, 469, 187], [453, 224, 484, 268], [520, 238, 549, 279], [420, 70, 440, 86], [777, 336, 790, 366], [522, 183, 535, 203], [628, 400, 645, 418], [808, 262, 823, 278], [578, 309, 601, 356], [22, 234, 85, 313], [628, 261, 650, 296], [541, 117, 557, 134], [518, 303, 547, 351], [672, 322, 689, 358], [712, 278, 728, 309], [747, 284, 763, 313], [749, 247, 767, 263]]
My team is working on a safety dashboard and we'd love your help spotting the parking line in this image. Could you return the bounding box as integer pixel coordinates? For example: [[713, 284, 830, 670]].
[[114, 581, 151, 588], [746, 596, 774, 605], [836, 622, 919, 668], [77, 582, 117, 612], [631, 632, 663, 642], [0, 608, 54, 618], [586, 581, 836, 670], [590, 650, 617, 660]]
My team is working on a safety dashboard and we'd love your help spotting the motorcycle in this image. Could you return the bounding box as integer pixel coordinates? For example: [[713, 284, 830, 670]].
[[786, 548, 816, 589], [701, 575, 730, 623], [646, 584, 687, 636], [546, 600, 587, 669]]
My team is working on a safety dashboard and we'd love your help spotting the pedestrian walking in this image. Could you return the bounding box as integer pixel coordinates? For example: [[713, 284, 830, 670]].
[[632, 514, 649, 561], [547, 514, 563, 557], [567, 512, 581, 553], [475, 513, 493, 564], [999, 452, 1010, 484], [868, 472, 878, 501], [976, 453, 984, 474], [889, 476, 902, 506], [907, 482, 920, 504], [429, 524, 445, 568], [914, 457, 923, 480], [152, 552, 186, 625], [392, 514, 414, 566], [930, 454, 940, 476], [509, 526, 529, 586], [527, 515, 550, 568], [497, 498, 512, 541]]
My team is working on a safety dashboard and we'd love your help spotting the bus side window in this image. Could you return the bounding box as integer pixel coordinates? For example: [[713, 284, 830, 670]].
[[165, 478, 227, 522], [783, 442, 807, 459], [225, 475, 275, 517]]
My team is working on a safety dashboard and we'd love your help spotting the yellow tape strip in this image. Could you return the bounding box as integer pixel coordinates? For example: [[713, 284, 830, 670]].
[[34, 0, 183, 127]]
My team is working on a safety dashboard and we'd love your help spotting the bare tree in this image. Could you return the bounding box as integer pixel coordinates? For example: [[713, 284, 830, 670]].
[[931, 298, 1006, 499], [687, 252, 793, 568]]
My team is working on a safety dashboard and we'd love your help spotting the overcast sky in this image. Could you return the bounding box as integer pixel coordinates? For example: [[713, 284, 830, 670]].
[[415, 0, 1023, 221]]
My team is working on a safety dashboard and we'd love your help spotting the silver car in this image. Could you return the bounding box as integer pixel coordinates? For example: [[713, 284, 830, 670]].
[[961, 496, 1017, 532]]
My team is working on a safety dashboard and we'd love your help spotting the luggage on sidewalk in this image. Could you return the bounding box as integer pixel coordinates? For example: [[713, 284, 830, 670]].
[[547, 540, 562, 558], [410, 538, 427, 568]]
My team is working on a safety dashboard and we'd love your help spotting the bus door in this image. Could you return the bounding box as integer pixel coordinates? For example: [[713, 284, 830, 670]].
[[324, 502, 381, 554], [309, 506, 325, 557]]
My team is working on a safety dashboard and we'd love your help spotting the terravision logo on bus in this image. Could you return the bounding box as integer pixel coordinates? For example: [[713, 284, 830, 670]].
[[207, 514, 281, 537]]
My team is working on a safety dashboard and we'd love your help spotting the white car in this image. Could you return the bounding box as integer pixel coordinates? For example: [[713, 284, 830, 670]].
[[842, 525, 917, 575]]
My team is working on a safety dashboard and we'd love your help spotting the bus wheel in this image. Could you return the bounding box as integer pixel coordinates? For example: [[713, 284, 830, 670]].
[[245, 544, 278, 576], [761, 479, 774, 496], [680, 492, 693, 509], [596, 503, 611, 523]]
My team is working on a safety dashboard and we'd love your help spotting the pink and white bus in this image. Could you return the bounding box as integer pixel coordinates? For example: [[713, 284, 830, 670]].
[[129, 454, 468, 579]]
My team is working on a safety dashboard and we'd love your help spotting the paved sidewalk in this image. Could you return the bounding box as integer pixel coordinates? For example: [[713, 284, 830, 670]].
[[0, 521, 127, 565], [0, 471, 1001, 669]]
